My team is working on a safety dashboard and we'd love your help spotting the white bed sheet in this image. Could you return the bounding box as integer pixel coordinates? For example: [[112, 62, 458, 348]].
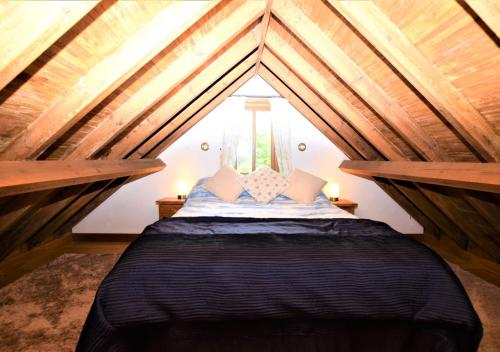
[[173, 178, 357, 219]]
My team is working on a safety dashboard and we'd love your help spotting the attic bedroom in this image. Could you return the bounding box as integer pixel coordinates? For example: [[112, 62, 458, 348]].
[[0, 1, 498, 351]]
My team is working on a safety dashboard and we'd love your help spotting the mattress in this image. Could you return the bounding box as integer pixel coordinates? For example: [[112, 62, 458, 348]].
[[173, 178, 357, 219]]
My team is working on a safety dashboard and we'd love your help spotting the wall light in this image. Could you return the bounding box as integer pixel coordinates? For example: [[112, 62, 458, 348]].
[[326, 182, 340, 202]]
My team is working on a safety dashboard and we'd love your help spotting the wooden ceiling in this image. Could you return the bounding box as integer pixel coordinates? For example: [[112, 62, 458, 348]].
[[0, 1, 499, 276]]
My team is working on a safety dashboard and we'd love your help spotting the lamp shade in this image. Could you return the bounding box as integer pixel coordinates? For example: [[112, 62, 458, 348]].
[[176, 181, 189, 196], [326, 182, 340, 200]]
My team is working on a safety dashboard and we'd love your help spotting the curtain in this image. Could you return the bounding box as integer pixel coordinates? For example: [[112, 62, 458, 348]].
[[220, 97, 246, 168], [271, 98, 292, 176]]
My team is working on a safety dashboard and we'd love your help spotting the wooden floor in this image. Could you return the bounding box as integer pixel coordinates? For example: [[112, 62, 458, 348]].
[[1, 232, 499, 288]]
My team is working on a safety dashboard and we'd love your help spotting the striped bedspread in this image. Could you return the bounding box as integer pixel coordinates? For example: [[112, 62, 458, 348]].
[[173, 178, 357, 219]]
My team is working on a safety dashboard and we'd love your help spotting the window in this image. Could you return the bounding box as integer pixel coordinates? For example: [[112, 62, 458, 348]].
[[236, 98, 277, 174]]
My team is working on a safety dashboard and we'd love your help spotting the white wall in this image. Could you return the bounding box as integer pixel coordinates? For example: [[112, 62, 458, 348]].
[[74, 99, 423, 234]]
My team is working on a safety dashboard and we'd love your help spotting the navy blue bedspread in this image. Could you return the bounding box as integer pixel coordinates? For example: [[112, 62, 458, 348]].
[[77, 217, 482, 352]]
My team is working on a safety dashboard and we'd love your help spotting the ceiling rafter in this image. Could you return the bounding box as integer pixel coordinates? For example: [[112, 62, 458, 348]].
[[258, 64, 442, 241], [0, 1, 98, 92], [330, 0, 500, 162], [138, 54, 259, 158], [22, 55, 258, 255], [271, 0, 446, 162], [255, 0, 274, 75], [0, 0, 219, 161], [260, 49, 495, 254], [463, 0, 500, 39], [40, 64, 257, 245], [260, 49, 376, 160], [0, 3, 263, 258], [68, 0, 261, 161], [265, 22, 404, 161]]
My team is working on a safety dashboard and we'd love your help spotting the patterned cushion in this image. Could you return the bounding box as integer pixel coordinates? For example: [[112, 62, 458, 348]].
[[240, 168, 288, 204]]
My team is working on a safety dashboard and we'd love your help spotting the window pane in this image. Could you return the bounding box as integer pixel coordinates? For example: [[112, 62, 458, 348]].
[[255, 112, 271, 170], [236, 112, 252, 174]]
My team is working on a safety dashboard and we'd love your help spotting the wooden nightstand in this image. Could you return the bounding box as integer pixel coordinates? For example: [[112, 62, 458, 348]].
[[156, 197, 185, 219], [330, 199, 358, 215]]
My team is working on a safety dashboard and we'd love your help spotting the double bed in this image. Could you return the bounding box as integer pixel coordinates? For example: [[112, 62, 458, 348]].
[[77, 179, 482, 352]]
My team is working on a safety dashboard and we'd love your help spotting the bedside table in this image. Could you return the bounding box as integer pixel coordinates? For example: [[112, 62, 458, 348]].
[[330, 199, 358, 215], [156, 197, 185, 219]]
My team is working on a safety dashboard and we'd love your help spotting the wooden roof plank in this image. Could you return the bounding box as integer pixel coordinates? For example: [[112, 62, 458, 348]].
[[260, 65, 446, 240], [36, 66, 257, 244], [255, 0, 274, 75], [339, 160, 500, 194], [463, 0, 500, 39], [137, 54, 259, 158], [265, 25, 405, 161], [0, 1, 97, 91], [24, 57, 258, 251], [0, 159, 165, 197], [0, 0, 220, 160], [259, 64, 363, 161], [330, 0, 500, 162], [72, 23, 262, 160], [261, 48, 381, 160], [272, 0, 447, 161]]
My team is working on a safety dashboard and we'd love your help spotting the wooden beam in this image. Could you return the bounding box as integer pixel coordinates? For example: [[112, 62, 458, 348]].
[[463, 0, 500, 39], [0, 159, 165, 197], [259, 66, 444, 238], [265, 24, 405, 161], [330, 0, 500, 162], [0, 1, 220, 160], [272, 0, 446, 161], [0, 1, 97, 91], [24, 58, 258, 249], [417, 183, 500, 262], [81, 28, 262, 160], [0, 234, 71, 287], [255, 0, 273, 75], [68, 1, 262, 160], [138, 55, 258, 158], [260, 51, 377, 160], [339, 160, 500, 193], [145, 66, 257, 158], [390, 179, 469, 248]]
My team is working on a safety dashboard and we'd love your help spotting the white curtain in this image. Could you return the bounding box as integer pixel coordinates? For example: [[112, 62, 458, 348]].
[[271, 98, 292, 176], [220, 97, 246, 168]]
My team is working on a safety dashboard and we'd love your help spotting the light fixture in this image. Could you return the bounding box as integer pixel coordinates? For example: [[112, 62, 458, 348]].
[[176, 181, 189, 200], [201, 142, 209, 151], [298, 142, 306, 151], [326, 182, 340, 202]]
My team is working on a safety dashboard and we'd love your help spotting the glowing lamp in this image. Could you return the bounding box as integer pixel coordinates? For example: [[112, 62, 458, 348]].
[[326, 182, 340, 202], [177, 181, 189, 200]]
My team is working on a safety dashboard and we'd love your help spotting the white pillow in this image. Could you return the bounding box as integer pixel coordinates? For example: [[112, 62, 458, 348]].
[[203, 166, 243, 202], [240, 168, 288, 204], [282, 168, 326, 204]]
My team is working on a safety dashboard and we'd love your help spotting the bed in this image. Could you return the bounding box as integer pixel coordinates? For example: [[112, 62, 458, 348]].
[[77, 179, 482, 352]]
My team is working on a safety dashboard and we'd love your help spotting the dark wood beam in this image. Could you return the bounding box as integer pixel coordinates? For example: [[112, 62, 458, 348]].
[[340, 160, 500, 194]]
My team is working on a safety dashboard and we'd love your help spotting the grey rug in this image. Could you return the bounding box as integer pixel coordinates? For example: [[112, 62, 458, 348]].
[[0, 253, 498, 351]]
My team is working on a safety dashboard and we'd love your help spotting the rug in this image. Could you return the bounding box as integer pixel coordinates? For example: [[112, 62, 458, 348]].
[[0, 253, 498, 351]]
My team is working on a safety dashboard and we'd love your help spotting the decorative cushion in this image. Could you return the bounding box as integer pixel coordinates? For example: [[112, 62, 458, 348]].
[[203, 166, 244, 202], [282, 168, 327, 204], [240, 168, 288, 204]]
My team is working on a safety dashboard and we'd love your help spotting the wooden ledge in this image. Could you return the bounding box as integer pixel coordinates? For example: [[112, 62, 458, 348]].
[[340, 160, 500, 193], [0, 159, 165, 197]]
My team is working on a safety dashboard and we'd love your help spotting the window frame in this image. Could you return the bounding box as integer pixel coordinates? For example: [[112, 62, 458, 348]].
[[243, 98, 278, 173]]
